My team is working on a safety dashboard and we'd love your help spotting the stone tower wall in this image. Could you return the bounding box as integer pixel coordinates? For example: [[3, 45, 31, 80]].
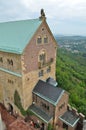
[[0, 52, 22, 109]]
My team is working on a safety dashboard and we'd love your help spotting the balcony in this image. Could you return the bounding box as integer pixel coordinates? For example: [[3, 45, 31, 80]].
[[38, 58, 53, 69]]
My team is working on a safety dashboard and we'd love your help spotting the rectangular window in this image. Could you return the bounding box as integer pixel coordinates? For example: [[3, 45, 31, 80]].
[[47, 66, 51, 73], [8, 79, 14, 84], [37, 37, 42, 44], [41, 102, 49, 111], [39, 70, 43, 77], [39, 54, 45, 61], [44, 37, 48, 43], [47, 106, 49, 111]]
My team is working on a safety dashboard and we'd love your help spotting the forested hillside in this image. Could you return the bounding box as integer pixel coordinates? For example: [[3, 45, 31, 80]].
[[56, 48, 86, 116]]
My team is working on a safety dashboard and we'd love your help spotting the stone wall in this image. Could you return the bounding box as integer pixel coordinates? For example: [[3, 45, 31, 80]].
[[0, 52, 22, 109], [0, 70, 22, 107], [0, 52, 21, 74]]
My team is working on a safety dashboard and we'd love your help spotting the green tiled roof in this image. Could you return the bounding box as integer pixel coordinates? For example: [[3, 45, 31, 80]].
[[0, 19, 42, 54]]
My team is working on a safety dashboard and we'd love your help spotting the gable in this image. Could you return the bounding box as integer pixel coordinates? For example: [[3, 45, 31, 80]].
[[24, 19, 57, 50], [0, 19, 42, 54], [34, 19, 57, 48], [43, 20, 57, 48], [22, 19, 57, 73]]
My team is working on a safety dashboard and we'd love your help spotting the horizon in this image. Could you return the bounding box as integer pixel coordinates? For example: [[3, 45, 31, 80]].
[[0, 0, 86, 36], [54, 34, 86, 37]]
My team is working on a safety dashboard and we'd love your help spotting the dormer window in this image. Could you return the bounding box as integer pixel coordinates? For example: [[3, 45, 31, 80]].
[[37, 36, 42, 44], [44, 36, 48, 43]]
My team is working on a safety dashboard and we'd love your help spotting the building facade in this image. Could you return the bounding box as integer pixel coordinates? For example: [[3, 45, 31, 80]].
[[0, 11, 57, 111]]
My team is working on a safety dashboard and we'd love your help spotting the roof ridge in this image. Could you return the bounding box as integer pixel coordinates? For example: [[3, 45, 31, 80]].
[[39, 80, 63, 90], [0, 18, 41, 24]]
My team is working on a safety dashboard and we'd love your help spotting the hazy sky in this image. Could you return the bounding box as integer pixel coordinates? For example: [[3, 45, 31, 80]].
[[0, 0, 86, 36]]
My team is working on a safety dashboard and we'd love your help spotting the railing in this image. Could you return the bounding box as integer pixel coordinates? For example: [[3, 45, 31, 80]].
[[38, 58, 53, 69]]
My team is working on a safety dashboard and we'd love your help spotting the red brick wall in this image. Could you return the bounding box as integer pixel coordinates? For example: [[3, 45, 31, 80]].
[[23, 21, 56, 73], [54, 91, 69, 125], [33, 94, 54, 117], [57, 119, 77, 130]]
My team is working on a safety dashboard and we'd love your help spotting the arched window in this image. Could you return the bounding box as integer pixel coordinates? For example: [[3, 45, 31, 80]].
[[38, 50, 47, 69], [37, 36, 42, 44], [38, 50, 46, 65], [44, 35, 48, 43]]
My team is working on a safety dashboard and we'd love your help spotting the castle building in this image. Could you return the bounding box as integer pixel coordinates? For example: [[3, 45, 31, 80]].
[[0, 10, 84, 130]]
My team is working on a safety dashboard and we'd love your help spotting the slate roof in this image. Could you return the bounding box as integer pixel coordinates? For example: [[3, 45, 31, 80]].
[[0, 19, 42, 54], [59, 110, 80, 127], [33, 80, 64, 105], [29, 104, 53, 123]]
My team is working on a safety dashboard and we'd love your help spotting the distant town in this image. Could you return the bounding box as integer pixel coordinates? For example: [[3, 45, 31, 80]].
[[55, 35, 86, 53]]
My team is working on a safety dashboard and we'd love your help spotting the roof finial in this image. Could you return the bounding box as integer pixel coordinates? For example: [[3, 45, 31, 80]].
[[39, 9, 46, 20]]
